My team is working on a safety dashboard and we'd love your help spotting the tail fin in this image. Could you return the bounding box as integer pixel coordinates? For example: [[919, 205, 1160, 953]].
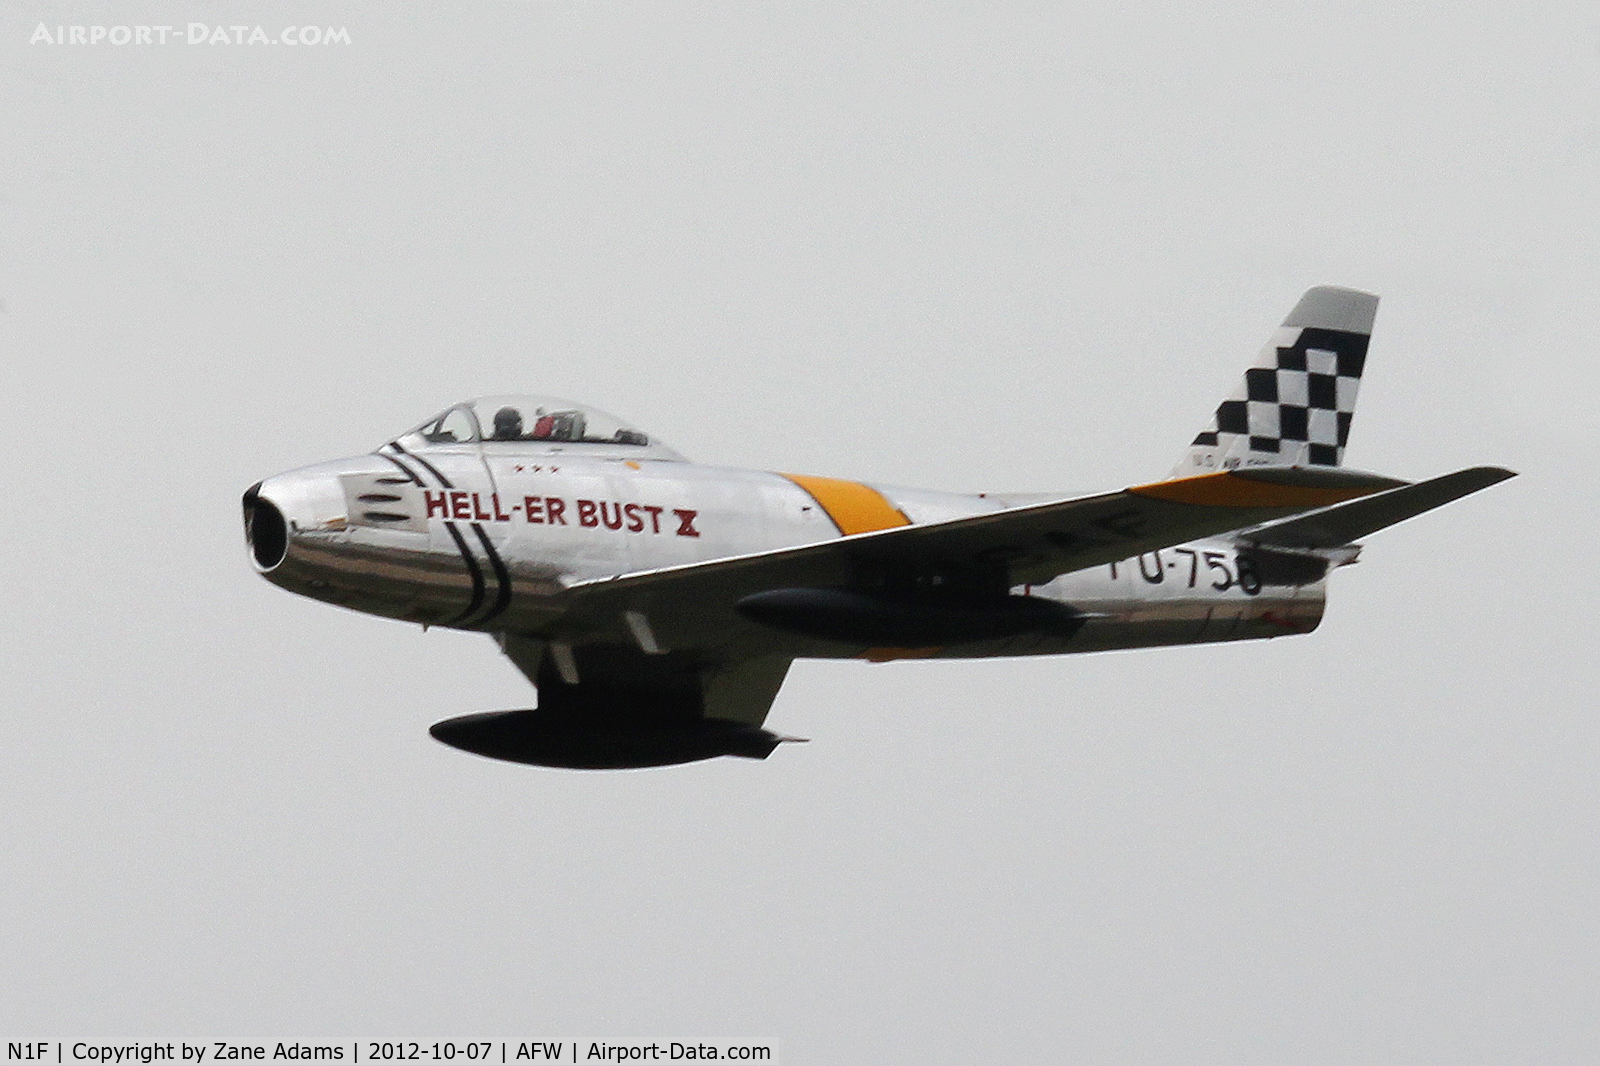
[[1173, 286, 1379, 478]]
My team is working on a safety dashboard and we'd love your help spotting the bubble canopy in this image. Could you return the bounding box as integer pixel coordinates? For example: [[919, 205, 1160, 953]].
[[393, 396, 684, 460]]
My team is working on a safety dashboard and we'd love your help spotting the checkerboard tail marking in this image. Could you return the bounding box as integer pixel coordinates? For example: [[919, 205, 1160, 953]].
[[1172, 286, 1377, 479]]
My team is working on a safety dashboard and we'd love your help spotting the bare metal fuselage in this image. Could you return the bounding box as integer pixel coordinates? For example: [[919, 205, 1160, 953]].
[[250, 443, 1325, 665]]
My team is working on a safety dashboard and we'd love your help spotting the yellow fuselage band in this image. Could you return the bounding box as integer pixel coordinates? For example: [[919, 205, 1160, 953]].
[[779, 473, 911, 536]]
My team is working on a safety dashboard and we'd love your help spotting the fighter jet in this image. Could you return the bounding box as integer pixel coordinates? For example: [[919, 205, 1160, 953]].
[[243, 287, 1512, 769]]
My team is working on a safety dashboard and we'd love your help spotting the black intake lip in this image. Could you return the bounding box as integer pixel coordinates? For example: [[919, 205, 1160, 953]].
[[242, 483, 288, 570]]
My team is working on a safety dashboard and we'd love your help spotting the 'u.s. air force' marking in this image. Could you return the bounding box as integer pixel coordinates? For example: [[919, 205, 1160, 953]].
[[424, 490, 700, 537]]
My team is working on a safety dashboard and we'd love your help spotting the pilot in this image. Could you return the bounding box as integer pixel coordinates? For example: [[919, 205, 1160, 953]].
[[491, 406, 524, 441]]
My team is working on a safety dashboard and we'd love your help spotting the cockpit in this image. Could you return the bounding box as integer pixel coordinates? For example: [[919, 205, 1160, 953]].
[[392, 395, 684, 460]]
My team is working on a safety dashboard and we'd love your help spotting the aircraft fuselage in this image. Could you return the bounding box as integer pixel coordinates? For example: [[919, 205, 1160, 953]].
[[249, 443, 1325, 664]]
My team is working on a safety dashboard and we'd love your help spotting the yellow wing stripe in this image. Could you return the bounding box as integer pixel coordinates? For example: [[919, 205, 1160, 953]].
[[780, 473, 911, 536], [1128, 470, 1381, 509]]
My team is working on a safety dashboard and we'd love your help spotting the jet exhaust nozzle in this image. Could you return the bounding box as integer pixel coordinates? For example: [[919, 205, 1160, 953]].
[[429, 708, 794, 769], [735, 586, 1086, 646]]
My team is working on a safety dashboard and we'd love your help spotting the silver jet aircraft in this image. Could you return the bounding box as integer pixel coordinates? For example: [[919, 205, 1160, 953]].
[[244, 287, 1512, 768]]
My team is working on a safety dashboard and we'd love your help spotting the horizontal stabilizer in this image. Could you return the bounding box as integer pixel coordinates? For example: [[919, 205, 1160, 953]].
[[1246, 466, 1515, 548]]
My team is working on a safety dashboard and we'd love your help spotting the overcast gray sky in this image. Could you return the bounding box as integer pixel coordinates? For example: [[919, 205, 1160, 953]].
[[4, 2, 1597, 1062]]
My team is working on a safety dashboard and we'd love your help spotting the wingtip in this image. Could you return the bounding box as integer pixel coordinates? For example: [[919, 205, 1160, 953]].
[[1452, 466, 1519, 489]]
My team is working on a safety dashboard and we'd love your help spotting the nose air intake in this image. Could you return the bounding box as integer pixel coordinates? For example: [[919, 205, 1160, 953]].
[[243, 482, 288, 570]]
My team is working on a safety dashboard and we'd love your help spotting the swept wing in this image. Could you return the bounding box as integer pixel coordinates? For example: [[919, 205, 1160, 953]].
[[1245, 466, 1515, 549], [560, 466, 1406, 634]]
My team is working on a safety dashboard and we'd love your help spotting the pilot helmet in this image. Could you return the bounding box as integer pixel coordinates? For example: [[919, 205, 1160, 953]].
[[492, 406, 524, 439]]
